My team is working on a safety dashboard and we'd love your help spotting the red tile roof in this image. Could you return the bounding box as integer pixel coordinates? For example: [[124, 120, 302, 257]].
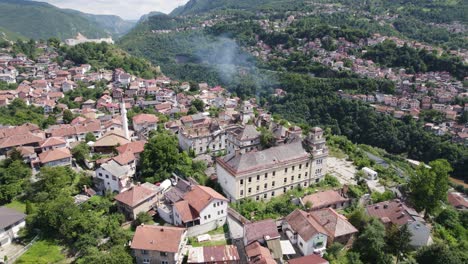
[[285, 209, 328, 241], [448, 192, 468, 209], [132, 113, 159, 125], [114, 185, 157, 207], [301, 190, 349, 210], [0, 132, 44, 149], [244, 219, 280, 245], [40, 137, 66, 148], [116, 141, 146, 155], [309, 208, 358, 239], [39, 147, 71, 164], [366, 199, 422, 226], [174, 200, 199, 222], [131, 225, 186, 252], [183, 185, 228, 213], [245, 242, 276, 264], [287, 255, 329, 264]]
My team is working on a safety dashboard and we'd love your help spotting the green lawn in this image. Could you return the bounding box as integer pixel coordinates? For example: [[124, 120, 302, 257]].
[[4, 200, 26, 213], [188, 237, 228, 247], [15, 240, 67, 264]]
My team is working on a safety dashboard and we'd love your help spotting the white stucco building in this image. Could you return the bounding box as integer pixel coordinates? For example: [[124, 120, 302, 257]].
[[0, 207, 26, 247]]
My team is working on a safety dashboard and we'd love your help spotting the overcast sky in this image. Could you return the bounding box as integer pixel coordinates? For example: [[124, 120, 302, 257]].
[[42, 0, 189, 20]]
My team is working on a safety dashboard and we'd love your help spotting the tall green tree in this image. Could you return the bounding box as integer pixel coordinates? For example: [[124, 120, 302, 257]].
[[352, 218, 393, 264], [408, 159, 452, 217], [416, 243, 463, 264], [386, 224, 412, 263]]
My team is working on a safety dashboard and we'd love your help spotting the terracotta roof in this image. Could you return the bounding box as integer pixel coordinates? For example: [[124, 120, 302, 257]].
[[0, 123, 41, 139], [174, 200, 199, 222], [116, 141, 146, 155], [94, 130, 130, 147], [309, 208, 358, 239], [287, 255, 329, 264], [366, 199, 423, 226], [183, 185, 228, 213], [133, 113, 159, 125], [39, 147, 71, 164], [301, 190, 349, 210], [285, 209, 328, 241], [0, 132, 44, 149], [245, 242, 276, 264], [114, 185, 157, 207], [244, 219, 280, 245], [40, 137, 66, 148], [112, 151, 135, 166], [447, 192, 468, 208], [131, 225, 186, 252]]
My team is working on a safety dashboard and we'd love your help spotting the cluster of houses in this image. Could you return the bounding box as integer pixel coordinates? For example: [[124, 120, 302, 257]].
[[0, 37, 461, 263]]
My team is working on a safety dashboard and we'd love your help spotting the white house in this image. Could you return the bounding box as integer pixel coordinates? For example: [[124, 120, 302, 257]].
[[0, 207, 26, 247], [95, 160, 134, 193], [159, 180, 228, 237], [283, 209, 328, 256]]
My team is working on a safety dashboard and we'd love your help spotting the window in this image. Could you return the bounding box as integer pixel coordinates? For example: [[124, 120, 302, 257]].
[[256, 196, 259, 201], [284, 168, 288, 173], [272, 171, 276, 177], [298, 174, 301, 179], [305, 172, 308, 177], [204, 216, 207, 220], [240, 179, 244, 185], [142, 250, 148, 255], [264, 183, 268, 189], [162, 261, 169, 264], [263, 193, 267, 199], [283, 187, 287, 193], [221, 210, 224, 214], [112, 176, 117, 181], [160, 252, 168, 257], [292, 166, 295, 171], [291, 176, 294, 181], [272, 181, 275, 187], [105, 175, 109, 179], [142, 259, 150, 264], [306, 162, 309, 167], [256, 186, 260, 191], [299, 242, 303, 247], [208, 214, 211, 219], [264, 173, 268, 179], [299, 164, 302, 169], [248, 177, 252, 183], [317, 159, 323, 165], [284, 178, 287, 183], [98, 173, 102, 177], [271, 191, 275, 197], [221, 201, 224, 205], [213, 203, 216, 208], [240, 190, 244, 196], [316, 178, 320, 183], [256, 175, 260, 181], [304, 182, 308, 187]]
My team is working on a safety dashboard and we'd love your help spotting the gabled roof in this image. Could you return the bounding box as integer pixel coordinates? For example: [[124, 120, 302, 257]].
[[0, 133, 44, 149], [114, 185, 157, 207], [116, 141, 146, 155], [245, 241, 276, 264], [366, 199, 423, 226], [309, 208, 358, 239], [100, 160, 132, 178], [40, 137, 66, 148], [301, 190, 349, 210], [287, 255, 329, 264], [174, 200, 199, 222], [183, 185, 228, 213], [448, 192, 468, 208], [285, 209, 328, 241], [0, 207, 26, 229], [112, 151, 136, 166], [94, 130, 130, 147], [39, 147, 71, 164], [131, 225, 185, 252], [236, 125, 260, 141], [133, 113, 159, 125], [244, 219, 280, 245]]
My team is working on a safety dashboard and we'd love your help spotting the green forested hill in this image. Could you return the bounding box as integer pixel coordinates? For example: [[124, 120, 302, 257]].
[[170, 0, 308, 16], [0, 0, 133, 40], [64, 11, 136, 37]]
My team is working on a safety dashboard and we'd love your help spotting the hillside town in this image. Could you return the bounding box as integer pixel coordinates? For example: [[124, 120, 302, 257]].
[[0, 36, 466, 264]]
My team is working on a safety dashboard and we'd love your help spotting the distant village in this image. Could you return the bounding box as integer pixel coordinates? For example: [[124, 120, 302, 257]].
[[0, 32, 467, 264]]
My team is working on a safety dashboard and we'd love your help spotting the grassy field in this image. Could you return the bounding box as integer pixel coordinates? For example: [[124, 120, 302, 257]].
[[188, 237, 228, 247], [4, 199, 26, 213], [15, 240, 67, 264]]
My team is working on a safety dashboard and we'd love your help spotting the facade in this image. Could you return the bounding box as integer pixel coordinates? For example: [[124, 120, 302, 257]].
[[0, 207, 26, 247], [131, 225, 187, 264], [177, 122, 230, 156], [216, 128, 328, 202]]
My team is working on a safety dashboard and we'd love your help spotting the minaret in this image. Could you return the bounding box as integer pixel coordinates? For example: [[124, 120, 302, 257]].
[[121, 102, 130, 140]]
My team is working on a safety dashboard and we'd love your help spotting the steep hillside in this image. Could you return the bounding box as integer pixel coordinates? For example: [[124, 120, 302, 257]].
[[0, 0, 110, 40], [170, 0, 307, 16], [64, 11, 136, 37]]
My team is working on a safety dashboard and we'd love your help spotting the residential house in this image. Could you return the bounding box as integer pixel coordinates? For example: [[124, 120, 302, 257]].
[[38, 147, 72, 167], [158, 180, 228, 237], [94, 159, 134, 193], [301, 189, 351, 211], [0, 207, 26, 247], [133, 113, 159, 134], [114, 184, 158, 220], [309, 208, 358, 245], [366, 199, 433, 248], [131, 225, 187, 264], [245, 241, 276, 264], [93, 130, 130, 154], [283, 209, 328, 256], [187, 245, 240, 264], [39, 137, 67, 152]]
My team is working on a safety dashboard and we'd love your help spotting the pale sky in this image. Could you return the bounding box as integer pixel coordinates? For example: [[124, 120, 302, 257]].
[[42, 0, 190, 20]]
